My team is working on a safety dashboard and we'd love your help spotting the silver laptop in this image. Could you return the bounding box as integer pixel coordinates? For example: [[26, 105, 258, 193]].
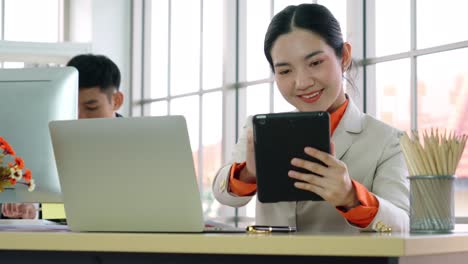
[[49, 116, 236, 233]]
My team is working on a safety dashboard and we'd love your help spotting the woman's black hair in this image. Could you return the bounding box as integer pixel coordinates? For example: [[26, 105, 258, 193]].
[[264, 4, 345, 73], [264, 3, 356, 91]]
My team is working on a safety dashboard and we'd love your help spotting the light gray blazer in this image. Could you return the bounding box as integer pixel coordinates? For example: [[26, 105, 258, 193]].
[[212, 98, 410, 232]]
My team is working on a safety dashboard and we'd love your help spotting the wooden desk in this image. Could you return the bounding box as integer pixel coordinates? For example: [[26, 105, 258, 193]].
[[1, 228, 468, 264]]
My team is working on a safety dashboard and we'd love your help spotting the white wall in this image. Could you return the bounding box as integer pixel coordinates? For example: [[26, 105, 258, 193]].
[[68, 0, 92, 43], [92, 0, 132, 116]]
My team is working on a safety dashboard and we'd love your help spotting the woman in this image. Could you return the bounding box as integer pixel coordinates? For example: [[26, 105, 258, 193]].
[[213, 4, 409, 232]]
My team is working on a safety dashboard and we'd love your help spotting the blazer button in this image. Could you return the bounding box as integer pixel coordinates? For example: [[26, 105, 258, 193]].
[[375, 221, 392, 232]]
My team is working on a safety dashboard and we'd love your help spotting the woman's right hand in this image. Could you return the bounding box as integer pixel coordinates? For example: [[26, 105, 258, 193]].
[[239, 128, 257, 183]]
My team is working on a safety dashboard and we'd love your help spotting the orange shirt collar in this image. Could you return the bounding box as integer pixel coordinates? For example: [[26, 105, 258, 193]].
[[330, 99, 349, 135]]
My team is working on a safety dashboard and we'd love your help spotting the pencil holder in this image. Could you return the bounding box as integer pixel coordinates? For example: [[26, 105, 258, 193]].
[[408, 175, 455, 233]]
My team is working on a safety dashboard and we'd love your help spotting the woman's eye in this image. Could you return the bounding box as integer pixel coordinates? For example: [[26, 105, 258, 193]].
[[310, 60, 323, 67], [279, 69, 291, 75]]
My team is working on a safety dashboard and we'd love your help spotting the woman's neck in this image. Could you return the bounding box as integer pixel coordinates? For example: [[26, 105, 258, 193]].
[[327, 91, 347, 113]]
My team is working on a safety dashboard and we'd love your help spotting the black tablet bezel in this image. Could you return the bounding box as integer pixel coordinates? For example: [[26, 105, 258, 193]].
[[252, 111, 331, 203]]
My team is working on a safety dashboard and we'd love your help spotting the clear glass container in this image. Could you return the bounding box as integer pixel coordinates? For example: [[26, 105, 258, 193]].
[[409, 175, 455, 233]]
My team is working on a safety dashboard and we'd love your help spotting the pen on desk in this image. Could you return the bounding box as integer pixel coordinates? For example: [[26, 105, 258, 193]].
[[246, 225, 296, 233]]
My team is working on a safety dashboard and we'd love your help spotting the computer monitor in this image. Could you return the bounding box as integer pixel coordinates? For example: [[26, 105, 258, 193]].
[[0, 67, 78, 203]]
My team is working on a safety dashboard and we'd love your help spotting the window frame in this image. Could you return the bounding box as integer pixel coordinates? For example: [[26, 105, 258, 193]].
[[363, 0, 468, 129], [133, 0, 241, 220], [0, 0, 91, 66], [364, 0, 468, 220]]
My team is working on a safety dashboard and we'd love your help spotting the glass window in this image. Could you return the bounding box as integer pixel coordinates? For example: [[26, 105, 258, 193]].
[[318, 0, 347, 41], [170, 95, 200, 152], [417, 0, 468, 49], [150, 0, 169, 99], [0, 3, 3, 38], [274, 0, 307, 14], [417, 49, 468, 178], [455, 179, 468, 217], [144, 0, 231, 222], [245, 198, 256, 221], [201, 91, 223, 215], [4, 0, 60, 42], [150, 101, 168, 116], [202, 92, 222, 186], [374, 59, 411, 132], [170, 0, 201, 96], [202, 1, 223, 90], [246, 0, 271, 81], [370, 0, 410, 57], [273, 83, 295, 113], [246, 83, 271, 117]]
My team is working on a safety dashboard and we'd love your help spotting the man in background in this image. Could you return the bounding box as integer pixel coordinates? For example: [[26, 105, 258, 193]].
[[0, 54, 124, 219], [68, 53, 124, 119]]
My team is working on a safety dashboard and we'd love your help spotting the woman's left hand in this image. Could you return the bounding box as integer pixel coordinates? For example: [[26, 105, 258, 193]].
[[288, 146, 359, 209]]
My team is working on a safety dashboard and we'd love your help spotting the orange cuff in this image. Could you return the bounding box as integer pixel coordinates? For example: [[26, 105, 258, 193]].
[[337, 179, 379, 228], [228, 162, 257, 196]]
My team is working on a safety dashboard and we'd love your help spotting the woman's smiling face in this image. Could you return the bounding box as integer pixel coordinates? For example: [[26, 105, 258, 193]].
[[271, 28, 349, 113]]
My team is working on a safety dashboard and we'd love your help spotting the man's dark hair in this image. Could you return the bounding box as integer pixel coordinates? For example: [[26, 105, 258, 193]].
[[67, 54, 121, 95]]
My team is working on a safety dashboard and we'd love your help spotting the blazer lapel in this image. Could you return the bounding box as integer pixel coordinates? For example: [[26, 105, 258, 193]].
[[331, 98, 364, 160]]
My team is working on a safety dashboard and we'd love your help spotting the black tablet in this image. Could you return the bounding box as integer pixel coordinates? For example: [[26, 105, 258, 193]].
[[252, 111, 331, 203]]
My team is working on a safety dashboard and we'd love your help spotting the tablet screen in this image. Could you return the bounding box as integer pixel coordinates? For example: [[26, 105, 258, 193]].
[[253, 111, 330, 202]]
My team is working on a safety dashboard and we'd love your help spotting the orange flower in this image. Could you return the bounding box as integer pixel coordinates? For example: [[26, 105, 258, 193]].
[[23, 169, 32, 182], [0, 138, 16, 156], [0, 136, 7, 146], [9, 178, 16, 185], [0, 137, 34, 193], [14, 156, 25, 170]]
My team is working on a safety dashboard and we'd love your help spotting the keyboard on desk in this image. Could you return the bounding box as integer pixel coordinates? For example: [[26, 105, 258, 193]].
[[0, 219, 70, 231]]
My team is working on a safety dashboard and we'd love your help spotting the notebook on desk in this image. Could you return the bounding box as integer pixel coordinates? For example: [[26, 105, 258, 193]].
[[49, 116, 242, 233]]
